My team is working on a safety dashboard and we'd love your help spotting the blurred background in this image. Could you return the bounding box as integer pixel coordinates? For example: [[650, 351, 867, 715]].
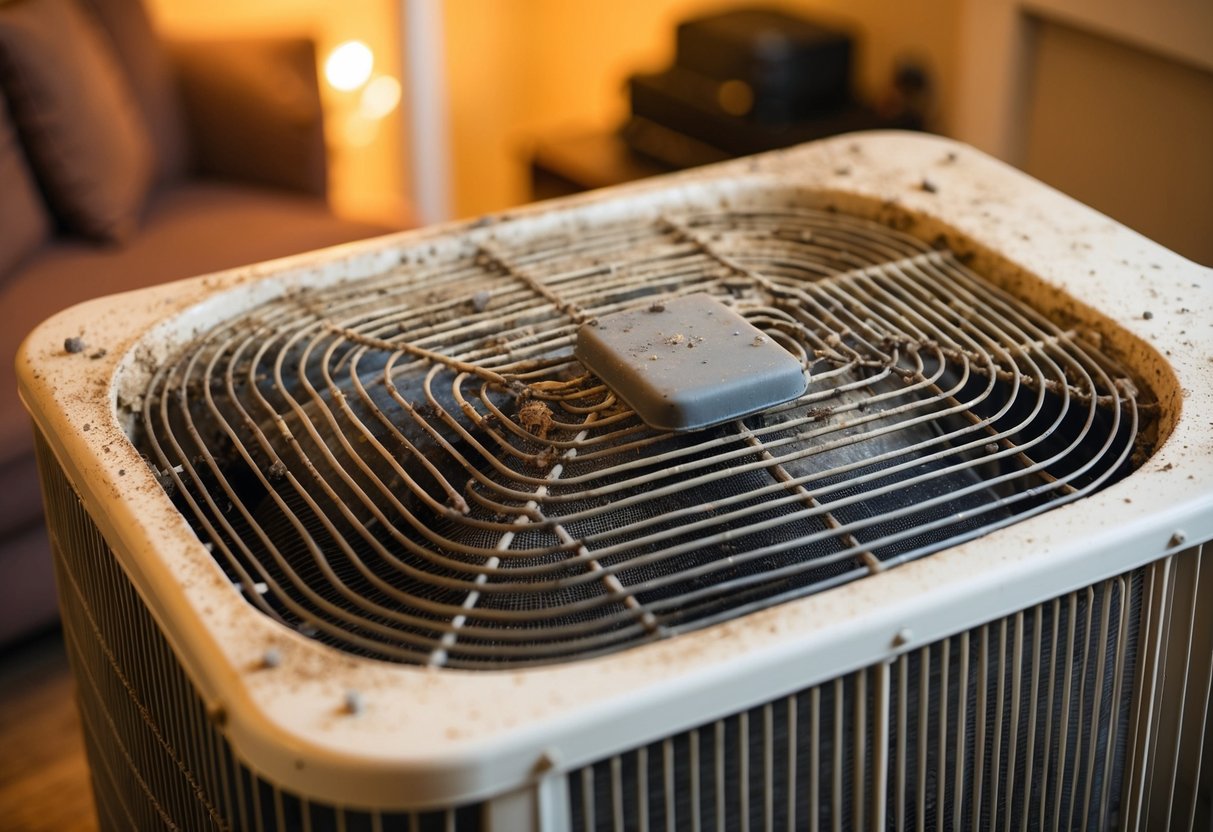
[[149, 0, 1212, 263]]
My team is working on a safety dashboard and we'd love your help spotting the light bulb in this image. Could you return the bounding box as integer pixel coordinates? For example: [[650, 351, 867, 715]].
[[325, 41, 374, 92], [360, 75, 402, 119]]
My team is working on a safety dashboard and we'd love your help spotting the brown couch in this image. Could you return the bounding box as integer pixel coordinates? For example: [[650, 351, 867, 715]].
[[0, 0, 399, 646]]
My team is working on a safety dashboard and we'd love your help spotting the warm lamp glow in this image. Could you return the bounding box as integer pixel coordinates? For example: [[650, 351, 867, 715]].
[[325, 40, 374, 91], [360, 74, 402, 119], [340, 113, 379, 147]]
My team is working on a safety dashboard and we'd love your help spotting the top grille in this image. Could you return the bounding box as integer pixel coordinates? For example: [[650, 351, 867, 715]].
[[135, 199, 1151, 669]]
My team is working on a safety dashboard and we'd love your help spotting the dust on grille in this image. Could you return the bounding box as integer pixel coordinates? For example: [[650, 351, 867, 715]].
[[135, 204, 1154, 669]]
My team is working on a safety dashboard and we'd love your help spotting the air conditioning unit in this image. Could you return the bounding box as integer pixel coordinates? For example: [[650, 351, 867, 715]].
[[19, 132, 1212, 831]]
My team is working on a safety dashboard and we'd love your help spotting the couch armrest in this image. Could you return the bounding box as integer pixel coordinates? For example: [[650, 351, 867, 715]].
[[170, 37, 327, 198]]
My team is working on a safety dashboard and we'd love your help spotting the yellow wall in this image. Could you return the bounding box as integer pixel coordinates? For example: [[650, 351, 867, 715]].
[[443, 0, 963, 218], [144, 0, 963, 225], [145, 0, 411, 226]]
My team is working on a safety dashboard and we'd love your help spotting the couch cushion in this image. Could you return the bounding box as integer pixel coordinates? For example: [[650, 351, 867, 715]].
[[173, 37, 326, 196], [81, 0, 190, 185], [0, 524, 56, 646], [1, 180, 396, 472], [0, 88, 49, 278], [0, 453, 42, 539], [0, 0, 153, 241]]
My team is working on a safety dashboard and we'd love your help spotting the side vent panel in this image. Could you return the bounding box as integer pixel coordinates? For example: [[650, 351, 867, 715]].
[[569, 570, 1149, 831], [38, 433, 483, 832], [1122, 544, 1212, 831]]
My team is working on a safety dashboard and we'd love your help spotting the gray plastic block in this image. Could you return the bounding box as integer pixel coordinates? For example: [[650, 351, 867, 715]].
[[574, 293, 807, 432]]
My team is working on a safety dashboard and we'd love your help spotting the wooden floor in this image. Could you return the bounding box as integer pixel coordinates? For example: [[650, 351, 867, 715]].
[[0, 628, 98, 832]]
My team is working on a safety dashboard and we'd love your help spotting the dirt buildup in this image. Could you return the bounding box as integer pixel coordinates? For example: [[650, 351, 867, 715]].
[[64, 337, 86, 354], [533, 445, 559, 470], [518, 399, 555, 440]]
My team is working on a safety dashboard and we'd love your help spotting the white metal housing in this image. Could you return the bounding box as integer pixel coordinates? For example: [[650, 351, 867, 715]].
[[18, 131, 1213, 829]]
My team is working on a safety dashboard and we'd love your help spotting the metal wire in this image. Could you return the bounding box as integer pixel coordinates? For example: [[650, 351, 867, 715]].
[[565, 570, 1145, 831], [136, 206, 1151, 668]]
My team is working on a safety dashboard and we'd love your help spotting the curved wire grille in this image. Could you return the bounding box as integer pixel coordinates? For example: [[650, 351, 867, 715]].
[[136, 205, 1152, 669]]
